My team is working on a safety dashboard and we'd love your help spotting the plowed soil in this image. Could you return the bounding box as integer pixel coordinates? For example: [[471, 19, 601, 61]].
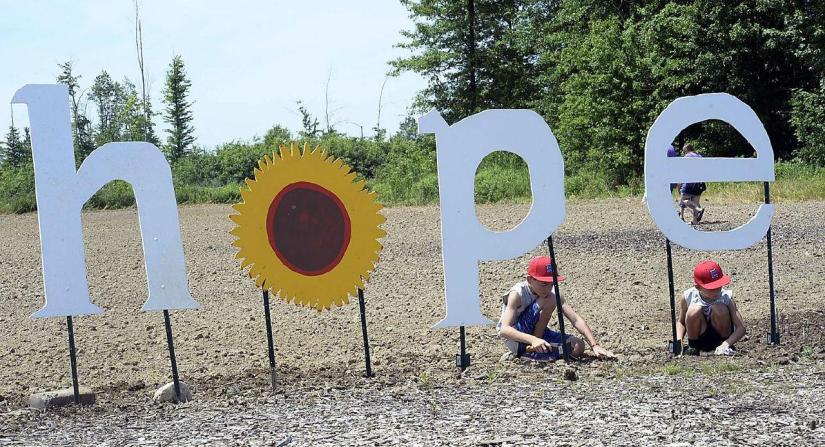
[[0, 199, 823, 445]]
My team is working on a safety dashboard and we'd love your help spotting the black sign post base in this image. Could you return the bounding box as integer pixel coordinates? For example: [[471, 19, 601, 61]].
[[546, 235, 571, 362], [162, 310, 182, 402], [764, 182, 780, 345], [665, 239, 681, 356], [66, 316, 80, 404], [456, 326, 470, 371], [357, 288, 374, 378], [262, 290, 277, 390]]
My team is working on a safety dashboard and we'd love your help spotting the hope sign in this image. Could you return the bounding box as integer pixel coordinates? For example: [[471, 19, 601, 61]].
[[11, 85, 773, 326]]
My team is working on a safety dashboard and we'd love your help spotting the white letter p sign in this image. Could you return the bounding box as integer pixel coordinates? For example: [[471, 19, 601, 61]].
[[419, 109, 565, 328]]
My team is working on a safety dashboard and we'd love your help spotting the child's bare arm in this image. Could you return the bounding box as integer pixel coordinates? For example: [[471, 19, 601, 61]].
[[725, 298, 747, 346], [561, 301, 615, 358], [498, 291, 553, 352], [676, 295, 688, 341], [560, 301, 592, 344]]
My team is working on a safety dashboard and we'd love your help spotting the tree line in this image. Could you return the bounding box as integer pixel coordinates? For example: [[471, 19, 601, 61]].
[[2, 0, 825, 212], [0, 52, 443, 213], [2, 55, 195, 165], [393, 0, 825, 185]]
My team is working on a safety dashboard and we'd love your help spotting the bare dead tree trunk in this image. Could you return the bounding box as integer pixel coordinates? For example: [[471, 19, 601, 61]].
[[468, 0, 478, 113], [324, 70, 333, 134], [135, 0, 150, 140], [376, 75, 388, 135]]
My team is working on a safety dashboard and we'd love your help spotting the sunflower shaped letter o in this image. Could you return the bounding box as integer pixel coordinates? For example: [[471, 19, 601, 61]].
[[230, 142, 385, 310]]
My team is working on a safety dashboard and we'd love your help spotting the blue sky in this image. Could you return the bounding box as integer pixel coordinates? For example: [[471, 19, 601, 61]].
[[1, 1, 426, 149]]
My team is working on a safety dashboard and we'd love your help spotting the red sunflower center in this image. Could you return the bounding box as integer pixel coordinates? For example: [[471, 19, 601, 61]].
[[266, 181, 351, 276]]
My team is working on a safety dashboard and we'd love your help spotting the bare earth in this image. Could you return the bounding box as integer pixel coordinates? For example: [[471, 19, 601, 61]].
[[0, 198, 823, 446]]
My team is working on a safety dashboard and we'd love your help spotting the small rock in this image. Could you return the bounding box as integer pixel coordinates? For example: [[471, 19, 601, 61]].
[[153, 381, 192, 403], [807, 420, 818, 430], [29, 387, 95, 409], [224, 386, 240, 397], [127, 380, 145, 391], [563, 368, 578, 381], [499, 352, 513, 363]]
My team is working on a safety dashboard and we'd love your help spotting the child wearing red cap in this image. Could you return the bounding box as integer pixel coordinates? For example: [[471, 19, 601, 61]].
[[497, 256, 615, 361], [677, 260, 747, 355]]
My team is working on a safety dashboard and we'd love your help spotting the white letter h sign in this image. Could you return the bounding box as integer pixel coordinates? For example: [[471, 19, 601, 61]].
[[12, 84, 198, 317]]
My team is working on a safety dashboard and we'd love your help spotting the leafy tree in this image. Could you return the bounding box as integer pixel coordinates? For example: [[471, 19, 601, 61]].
[[297, 101, 320, 139], [392, 0, 556, 122], [162, 55, 196, 162], [89, 70, 125, 146], [791, 77, 825, 166], [119, 78, 160, 147], [262, 125, 291, 149], [56, 61, 96, 162], [22, 127, 31, 154], [118, 79, 160, 145], [56, 61, 82, 141], [74, 110, 96, 162], [679, 1, 825, 159], [139, 96, 161, 147], [395, 115, 420, 141]]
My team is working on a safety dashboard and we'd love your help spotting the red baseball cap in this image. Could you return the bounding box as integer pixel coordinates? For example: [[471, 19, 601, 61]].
[[527, 256, 565, 282], [693, 260, 731, 289]]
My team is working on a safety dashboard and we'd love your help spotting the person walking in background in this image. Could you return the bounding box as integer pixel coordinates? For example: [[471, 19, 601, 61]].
[[678, 144, 706, 224], [667, 144, 679, 195]]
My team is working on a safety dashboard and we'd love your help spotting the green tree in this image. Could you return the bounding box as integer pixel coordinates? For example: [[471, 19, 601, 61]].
[[162, 55, 196, 162], [2, 124, 30, 167], [679, 1, 825, 159], [74, 110, 96, 162], [297, 101, 320, 139], [118, 78, 160, 146], [56, 61, 82, 144], [396, 115, 419, 141], [89, 70, 126, 146], [56, 61, 97, 162], [392, 0, 555, 122], [119, 79, 160, 145], [22, 127, 31, 154], [140, 96, 161, 147], [262, 125, 291, 149], [791, 78, 825, 166]]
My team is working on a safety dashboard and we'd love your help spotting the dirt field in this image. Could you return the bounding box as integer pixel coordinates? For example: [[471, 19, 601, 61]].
[[0, 198, 823, 445]]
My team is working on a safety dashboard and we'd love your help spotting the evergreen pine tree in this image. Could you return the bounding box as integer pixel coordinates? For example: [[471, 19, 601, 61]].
[[162, 55, 195, 162], [2, 124, 30, 167]]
